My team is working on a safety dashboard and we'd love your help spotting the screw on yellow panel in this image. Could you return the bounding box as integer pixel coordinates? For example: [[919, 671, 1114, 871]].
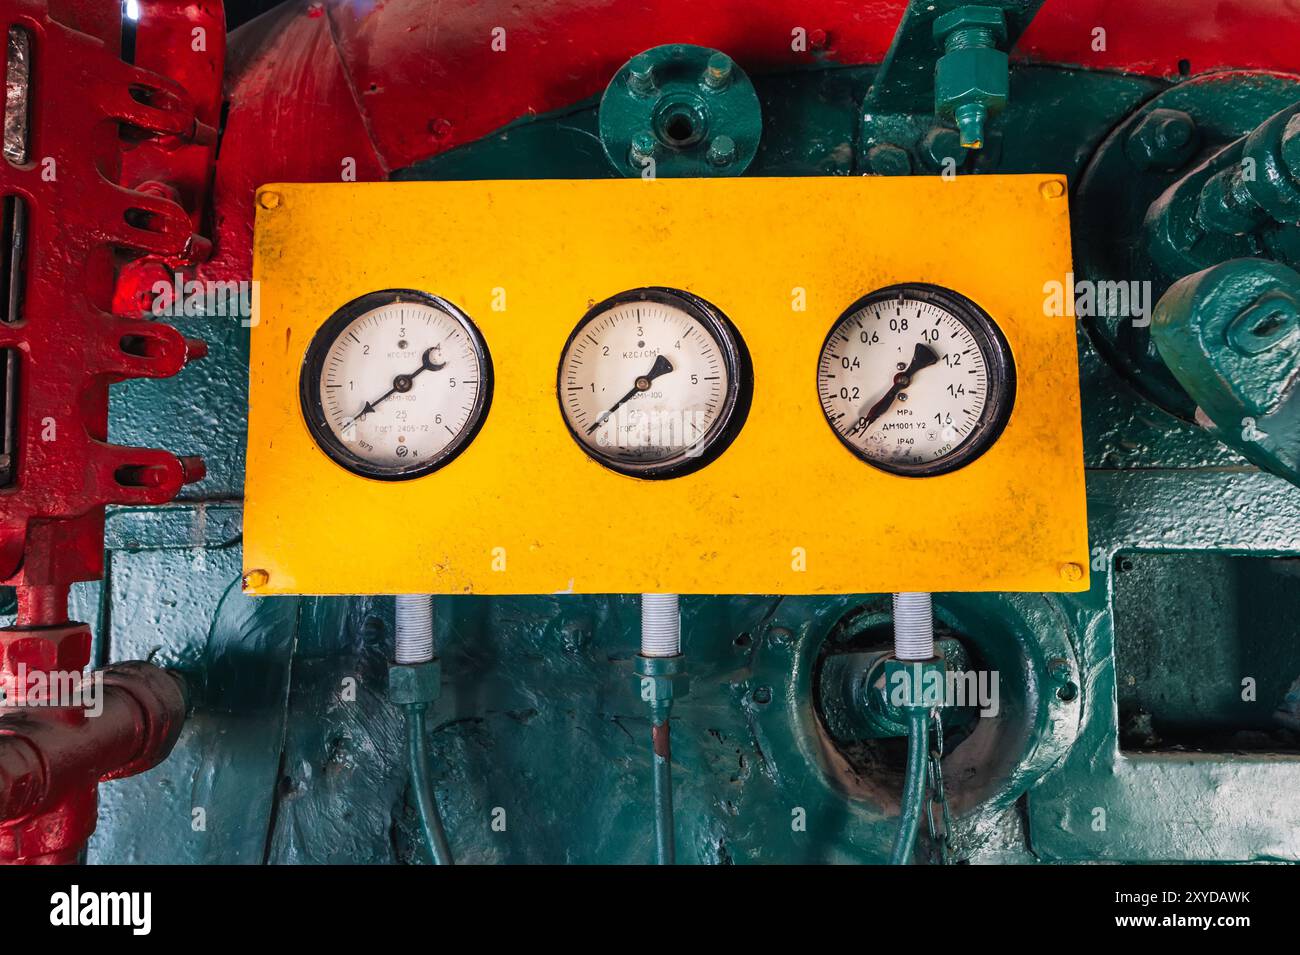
[[1039, 179, 1066, 200], [257, 190, 282, 210], [1058, 562, 1084, 582], [242, 568, 270, 591]]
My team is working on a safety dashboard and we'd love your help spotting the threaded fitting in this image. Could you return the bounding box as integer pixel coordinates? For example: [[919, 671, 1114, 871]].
[[641, 594, 681, 657], [943, 26, 996, 52], [892, 592, 935, 661], [395, 594, 434, 664]]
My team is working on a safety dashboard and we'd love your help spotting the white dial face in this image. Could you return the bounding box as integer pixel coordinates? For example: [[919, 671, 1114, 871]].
[[818, 292, 1000, 473], [558, 293, 741, 475], [309, 296, 489, 477]]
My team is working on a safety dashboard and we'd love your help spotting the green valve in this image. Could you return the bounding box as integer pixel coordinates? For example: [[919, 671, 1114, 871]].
[[932, 6, 1009, 149]]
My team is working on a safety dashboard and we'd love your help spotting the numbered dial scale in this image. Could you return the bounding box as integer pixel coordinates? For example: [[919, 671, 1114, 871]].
[[300, 289, 493, 480], [817, 284, 1016, 476], [557, 288, 752, 479]]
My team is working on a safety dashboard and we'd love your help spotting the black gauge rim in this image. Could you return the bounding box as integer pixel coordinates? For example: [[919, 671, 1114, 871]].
[[818, 283, 1016, 477], [299, 288, 494, 481], [557, 287, 752, 480]]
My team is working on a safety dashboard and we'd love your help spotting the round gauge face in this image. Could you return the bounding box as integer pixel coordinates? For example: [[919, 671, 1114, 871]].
[[816, 284, 1015, 476], [557, 288, 751, 479], [300, 290, 493, 480]]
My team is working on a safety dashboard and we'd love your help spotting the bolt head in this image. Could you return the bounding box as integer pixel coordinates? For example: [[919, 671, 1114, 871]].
[[703, 52, 733, 90], [1059, 562, 1085, 582], [1126, 108, 1198, 170], [922, 126, 965, 169], [257, 190, 281, 210], [707, 135, 737, 166], [627, 54, 656, 95], [866, 143, 912, 176], [242, 568, 269, 590], [630, 131, 657, 157]]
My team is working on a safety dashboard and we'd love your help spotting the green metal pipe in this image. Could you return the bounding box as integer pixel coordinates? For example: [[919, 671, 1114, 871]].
[[406, 704, 454, 865], [651, 710, 675, 864], [888, 709, 930, 865]]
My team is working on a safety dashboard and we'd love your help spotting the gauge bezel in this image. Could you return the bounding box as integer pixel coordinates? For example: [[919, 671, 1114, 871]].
[[299, 288, 494, 481], [818, 283, 1016, 478], [556, 287, 753, 480]]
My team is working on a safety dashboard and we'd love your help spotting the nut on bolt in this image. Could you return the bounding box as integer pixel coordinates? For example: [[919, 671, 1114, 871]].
[[388, 659, 441, 706], [881, 654, 947, 711], [634, 653, 689, 707]]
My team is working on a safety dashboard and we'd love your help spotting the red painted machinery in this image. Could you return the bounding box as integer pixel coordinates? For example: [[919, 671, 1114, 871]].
[[0, 0, 219, 863]]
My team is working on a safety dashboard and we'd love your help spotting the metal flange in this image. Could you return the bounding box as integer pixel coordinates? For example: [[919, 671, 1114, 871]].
[[598, 44, 762, 178]]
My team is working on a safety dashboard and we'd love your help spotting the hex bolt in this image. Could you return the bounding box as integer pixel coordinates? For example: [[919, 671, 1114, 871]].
[[1126, 108, 1198, 170], [866, 143, 912, 176], [702, 52, 733, 91], [629, 132, 658, 166], [242, 568, 269, 590], [707, 135, 737, 167], [627, 54, 657, 96], [921, 126, 964, 171], [257, 190, 281, 210]]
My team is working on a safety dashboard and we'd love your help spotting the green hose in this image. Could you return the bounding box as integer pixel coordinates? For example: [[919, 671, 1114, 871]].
[[889, 709, 930, 865], [406, 703, 454, 865]]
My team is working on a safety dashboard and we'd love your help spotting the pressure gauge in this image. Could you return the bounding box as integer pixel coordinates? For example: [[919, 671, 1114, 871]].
[[817, 284, 1015, 476], [557, 287, 751, 479], [300, 289, 493, 480]]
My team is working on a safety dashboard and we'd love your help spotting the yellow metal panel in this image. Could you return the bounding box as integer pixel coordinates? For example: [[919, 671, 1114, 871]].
[[245, 176, 1088, 595]]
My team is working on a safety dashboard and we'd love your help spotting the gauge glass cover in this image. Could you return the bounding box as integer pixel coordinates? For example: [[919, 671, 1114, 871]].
[[817, 284, 1015, 476], [300, 289, 493, 480], [557, 288, 750, 479]]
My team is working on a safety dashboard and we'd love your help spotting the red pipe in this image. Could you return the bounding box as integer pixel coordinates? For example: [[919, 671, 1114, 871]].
[[0, 617, 188, 864]]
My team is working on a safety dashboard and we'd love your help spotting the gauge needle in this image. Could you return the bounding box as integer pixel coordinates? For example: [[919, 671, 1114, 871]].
[[585, 353, 675, 435], [349, 346, 447, 425], [848, 342, 939, 435]]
